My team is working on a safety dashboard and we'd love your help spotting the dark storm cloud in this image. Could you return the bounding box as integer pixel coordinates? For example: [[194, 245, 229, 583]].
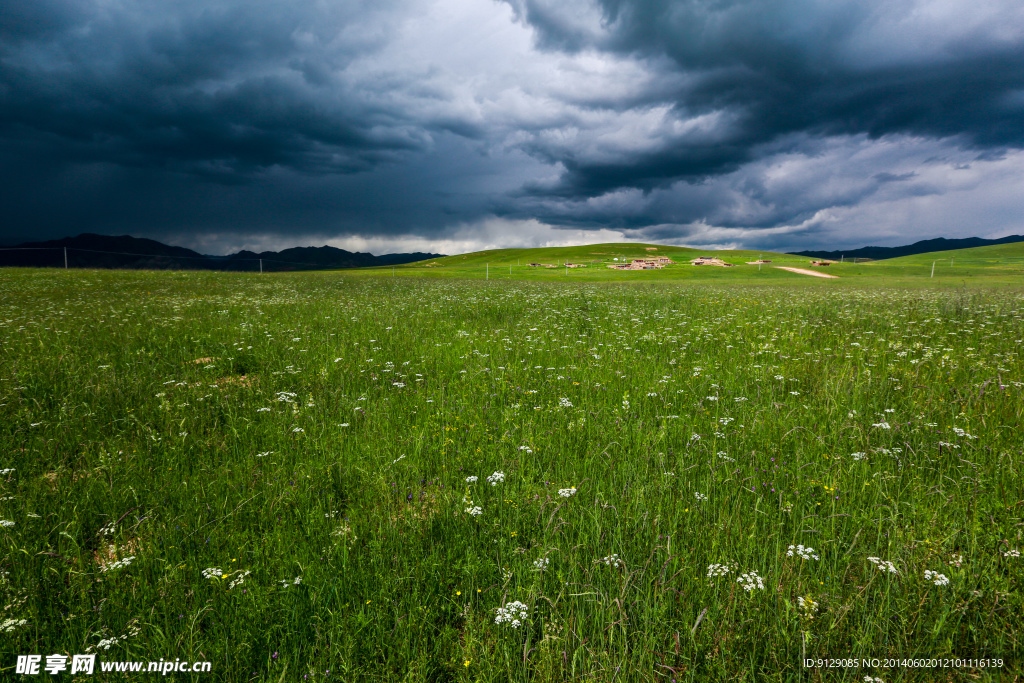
[[0, 0, 430, 179], [502, 0, 1024, 200]]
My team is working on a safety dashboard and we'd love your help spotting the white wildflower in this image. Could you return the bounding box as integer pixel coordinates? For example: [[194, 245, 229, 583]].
[[532, 557, 549, 571], [797, 596, 818, 617], [494, 601, 529, 628], [600, 554, 622, 568], [465, 476, 478, 483], [787, 545, 820, 561], [558, 487, 577, 498], [867, 557, 897, 574], [202, 567, 223, 579], [101, 556, 135, 573], [1, 618, 28, 633], [737, 571, 765, 592], [486, 471, 505, 486], [923, 570, 949, 586], [1003, 549, 1021, 558], [227, 571, 250, 590], [706, 562, 736, 578], [465, 506, 483, 516], [952, 427, 977, 440]]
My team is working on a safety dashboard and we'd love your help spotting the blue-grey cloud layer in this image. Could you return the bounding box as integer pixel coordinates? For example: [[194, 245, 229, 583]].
[[2, 0, 1023, 251]]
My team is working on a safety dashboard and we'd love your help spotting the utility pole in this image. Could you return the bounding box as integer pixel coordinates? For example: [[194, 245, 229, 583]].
[[931, 261, 936, 278], [393, 267, 395, 277], [841, 255, 844, 263], [259, 259, 263, 274], [486, 263, 488, 280], [64, 247, 67, 269]]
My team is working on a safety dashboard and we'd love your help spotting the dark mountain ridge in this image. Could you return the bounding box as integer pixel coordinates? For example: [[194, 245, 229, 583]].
[[0, 234, 444, 271], [793, 235, 1024, 261]]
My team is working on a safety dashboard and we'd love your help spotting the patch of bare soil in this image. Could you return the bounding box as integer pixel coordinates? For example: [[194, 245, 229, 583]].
[[774, 266, 839, 279], [215, 375, 254, 388]]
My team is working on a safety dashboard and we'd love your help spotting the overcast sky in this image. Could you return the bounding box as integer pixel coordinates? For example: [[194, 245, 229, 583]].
[[2, 0, 1023, 254]]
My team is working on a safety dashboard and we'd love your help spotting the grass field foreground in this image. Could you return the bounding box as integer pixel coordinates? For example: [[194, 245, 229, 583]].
[[1, 268, 1022, 681]]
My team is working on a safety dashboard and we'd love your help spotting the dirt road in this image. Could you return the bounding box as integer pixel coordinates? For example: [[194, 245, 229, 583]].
[[774, 266, 839, 279]]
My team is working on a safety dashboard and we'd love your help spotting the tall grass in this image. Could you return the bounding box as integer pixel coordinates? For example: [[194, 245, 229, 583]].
[[1, 268, 1021, 681]]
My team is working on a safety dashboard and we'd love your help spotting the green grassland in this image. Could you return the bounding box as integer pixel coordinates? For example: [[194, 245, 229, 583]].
[[881, 241, 1024, 268], [1, 246, 1023, 681], [360, 241, 1024, 287]]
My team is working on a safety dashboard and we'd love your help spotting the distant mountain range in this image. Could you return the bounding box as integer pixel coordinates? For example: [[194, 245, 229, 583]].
[[793, 235, 1024, 261], [0, 234, 444, 271]]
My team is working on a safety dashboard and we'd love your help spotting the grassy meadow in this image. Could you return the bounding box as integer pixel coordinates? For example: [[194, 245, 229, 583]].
[[371, 242, 1024, 287], [1, 254, 1023, 681]]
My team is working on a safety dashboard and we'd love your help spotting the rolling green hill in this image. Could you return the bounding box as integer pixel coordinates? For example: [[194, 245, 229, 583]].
[[874, 240, 1024, 267], [383, 243, 809, 271], [360, 240, 1024, 286]]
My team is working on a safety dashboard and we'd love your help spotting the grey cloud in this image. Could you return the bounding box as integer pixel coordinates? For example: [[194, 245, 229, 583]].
[[501, 0, 1024, 200], [496, 133, 978, 236]]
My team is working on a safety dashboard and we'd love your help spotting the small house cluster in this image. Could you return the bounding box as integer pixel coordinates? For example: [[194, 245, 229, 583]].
[[527, 263, 558, 268], [746, 259, 772, 264], [689, 256, 735, 267], [607, 256, 675, 270], [810, 261, 831, 266]]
